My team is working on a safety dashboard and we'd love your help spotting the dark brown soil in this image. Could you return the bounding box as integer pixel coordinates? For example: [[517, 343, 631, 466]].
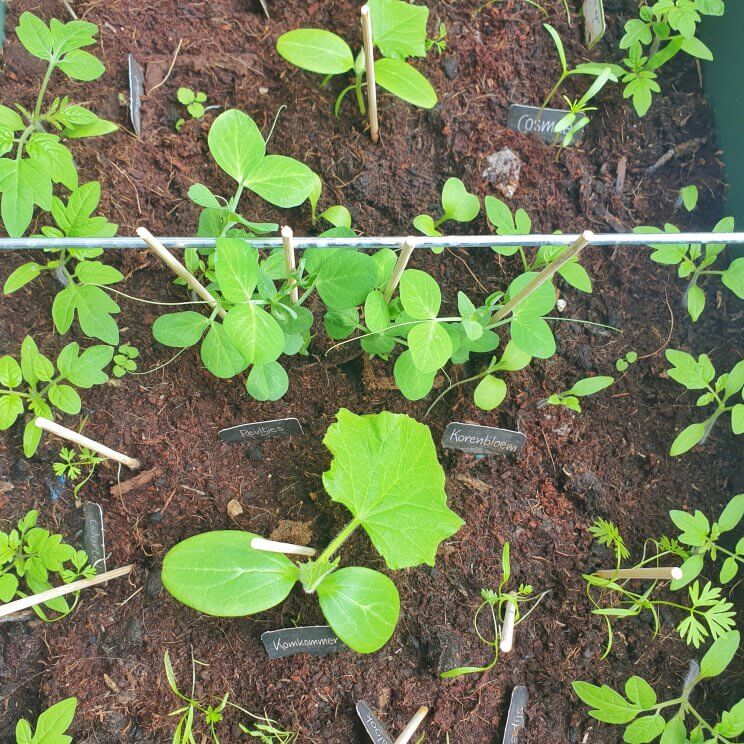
[[1, 0, 742, 742]]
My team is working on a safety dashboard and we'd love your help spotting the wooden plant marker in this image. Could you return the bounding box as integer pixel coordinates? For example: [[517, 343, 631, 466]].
[[250, 537, 316, 557], [136, 227, 226, 319], [394, 707, 429, 744], [0, 564, 134, 620], [281, 225, 299, 303], [383, 238, 416, 302], [594, 567, 683, 581], [360, 5, 379, 143], [499, 596, 517, 653], [34, 417, 140, 469]]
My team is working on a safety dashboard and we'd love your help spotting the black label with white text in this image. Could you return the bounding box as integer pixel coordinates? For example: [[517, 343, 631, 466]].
[[443, 422, 526, 455], [503, 686, 529, 743], [261, 626, 344, 660], [219, 417, 303, 443], [507, 104, 587, 146], [356, 701, 393, 744]]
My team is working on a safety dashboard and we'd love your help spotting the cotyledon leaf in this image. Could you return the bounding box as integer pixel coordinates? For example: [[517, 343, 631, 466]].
[[322, 409, 464, 569], [162, 531, 299, 616]]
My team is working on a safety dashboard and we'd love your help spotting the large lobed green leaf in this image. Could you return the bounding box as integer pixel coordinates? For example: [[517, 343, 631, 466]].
[[368, 0, 429, 59], [322, 409, 463, 569]]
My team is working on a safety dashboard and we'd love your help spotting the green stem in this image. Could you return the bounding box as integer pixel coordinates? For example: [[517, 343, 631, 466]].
[[1, 389, 29, 398], [355, 68, 366, 116], [34, 60, 57, 119], [316, 518, 361, 564], [685, 703, 734, 743], [541, 72, 567, 110]]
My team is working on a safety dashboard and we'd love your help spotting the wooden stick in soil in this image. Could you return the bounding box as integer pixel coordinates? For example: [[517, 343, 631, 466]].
[[360, 5, 379, 143], [281, 225, 299, 304], [136, 227, 226, 319], [393, 706, 429, 744], [594, 567, 683, 581], [0, 564, 134, 620], [492, 230, 593, 323], [383, 238, 417, 302], [250, 537, 316, 557], [34, 417, 140, 469], [499, 597, 517, 653]]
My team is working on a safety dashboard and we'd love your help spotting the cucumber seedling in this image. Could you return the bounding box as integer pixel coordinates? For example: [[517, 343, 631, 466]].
[[544, 375, 614, 413], [574, 631, 742, 743], [276, 0, 437, 118], [0, 510, 95, 621], [162, 410, 464, 653], [0, 13, 116, 237], [664, 350, 743, 456]]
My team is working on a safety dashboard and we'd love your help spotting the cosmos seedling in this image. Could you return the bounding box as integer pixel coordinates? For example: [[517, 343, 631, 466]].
[[13, 697, 77, 744], [636, 208, 741, 321], [0, 510, 95, 621], [413, 177, 480, 250], [574, 631, 742, 744], [0, 13, 116, 237], [615, 350, 638, 373], [176, 86, 208, 131], [2, 181, 122, 344], [544, 375, 614, 413], [554, 68, 614, 149], [0, 336, 113, 456], [276, 0, 437, 119], [441, 543, 548, 679], [162, 410, 463, 654], [664, 351, 743, 456], [584, 518, 736, 657]]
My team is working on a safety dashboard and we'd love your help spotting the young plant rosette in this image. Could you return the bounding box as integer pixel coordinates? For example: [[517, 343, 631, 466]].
[[161, 409, 463, 653]]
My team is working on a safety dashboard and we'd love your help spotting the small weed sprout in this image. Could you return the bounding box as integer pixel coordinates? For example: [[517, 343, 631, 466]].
[[544, 375, 614, 413], [554, 68, 614, 149], [425, 23, 447, 56], [176, 86, 208, 130], [616, 350, 638, 373], [665, 351, 743, 456], [441, 543, 548, 679], [112, 344, 140, 377]]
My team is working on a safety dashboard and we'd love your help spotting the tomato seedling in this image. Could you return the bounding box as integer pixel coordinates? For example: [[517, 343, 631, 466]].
[[13, 697, 78, 743]]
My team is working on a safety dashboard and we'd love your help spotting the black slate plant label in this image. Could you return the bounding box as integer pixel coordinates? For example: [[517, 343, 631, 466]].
[[128, 54, 144, 137], [442, 422, 526, 455], [502, 686, 529, 743], [583, 0, 606, 49], [260, 625, 344, 659], [507, 104, 587, 146], [356, 701, 393, 744], [219, 417, 303, 444], [83, 502, 106, 572]]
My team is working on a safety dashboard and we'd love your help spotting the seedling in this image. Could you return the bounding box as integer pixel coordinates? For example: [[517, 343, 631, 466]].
[[176, 86, 207, 131], [13, 697, 77, 743], [413, 177, 480, 250], [574, 631, 742, 743], [0, 13, 116, 237], [162, 410, 463, 653], [2, 181, 122, 344], [0, 336, 113, 456], [618, 0, 725, 116], [554, 68, 614, 149], [671, 493, 744, 588], [112, 344, 139, 377], [615, 350, 638, 373], [53, 445, 104, 501], [441, 543, 548, 678], [635, 215, 742, 322], [584, 518, 736, 656], [664, 351, 743, 456], [0, 510, 95, 621], [679, 184, 699, 212], [544, 375, 614, 413], [276, 0, 437, 120], [425, 22, 447, 56]]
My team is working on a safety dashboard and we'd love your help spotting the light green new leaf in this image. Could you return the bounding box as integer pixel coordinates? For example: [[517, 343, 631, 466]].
[[474, 375, 507, 411], [207, 109, 265, 185], [16, 12, 53, 60], [200, 323, 249, 378], [670, 422, 706, 456], [0, 393, 24, 430], [393, 350, 435, 400], [697, 630, 740, 680], [510, 315, 555, 359], [568, 376, 614, 397], [572, 681, 640, 725], [246, 362, 289, 401], [48, 384, 81, 415], [368, 0, 428, 59], [224, 304, 285, 365], [57, 49, 105, 81], [317, 567, 400, 653], [75, 261, 123, 286], [722, 258, 744, 298], [57, 343, 112, 388], [374, 58, 437, 109], [3, 262, 42, 293], [0, 356, 22, 387], [245, 155, 317, 208], [718, 494, 744, 532], [665, 349, 715, 390], [624, 677, 656, 708], [277, 29, 354, 74], [399, 269, 441, 319], [316, 250, 378, 310], [215, 237, 259, 302], [31, 696, 77, 744], [408, 321, 452, 373], [364, 290, 390, 333], [624, 715, 666, 743], [153, 312, 210, 348], [322, 409, 464, 569], [441, 178, 480, 222], [162, 531, 299, 616]]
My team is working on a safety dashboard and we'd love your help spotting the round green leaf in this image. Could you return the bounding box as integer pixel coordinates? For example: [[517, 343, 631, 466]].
[[399, 269, 441, 319], [364, 290, 390, 333], [316, 251, 378, 310], [0, 356, 22, 388], [215, 237, 259, 303], [722, 257, 744, 299], [0, 394, 24, 430], [223, 304, 284, 365], [393, 350, 435, 400], [246, 362, 289, 401], [162, 531, 299, 616], [374, 58, 437, 109], [244, 155, 317, 208], [474, 375, 507, 411], [277, 29, 355, 75], [153, 312, 210, 348], [200, 323, 249, 378], [441, 178, 479, 223], [317, 567, 400, 653], [408, 321, 452, 373], [207, 109, 266, 185], [510, 315, 556, 359]]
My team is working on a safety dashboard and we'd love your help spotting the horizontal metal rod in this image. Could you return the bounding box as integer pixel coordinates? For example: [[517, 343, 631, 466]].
[[0, 232, 742, 251]]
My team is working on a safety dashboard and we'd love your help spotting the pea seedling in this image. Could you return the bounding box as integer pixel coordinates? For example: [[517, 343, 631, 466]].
[[413, 177, 480, 250], [0, 13, 116, 237], [0, 336, 113, 456], [441, 543, 548, 679], [176, 86, 208, 131], [0, 510, 95, 621], [574, 631, 742, 743], [276, 0, 437, 118], [13, 697, 77, 743], [544, 375, 614, 413], [584, 518, 736, 656], [664, 350, 743, 456], [162, 410, 463, 653]]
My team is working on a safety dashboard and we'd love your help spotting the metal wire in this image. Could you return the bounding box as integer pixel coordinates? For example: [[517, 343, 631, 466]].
[[0, 231, 743, 251]]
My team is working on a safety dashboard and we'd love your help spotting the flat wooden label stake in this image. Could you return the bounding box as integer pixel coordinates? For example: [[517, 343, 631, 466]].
[[281, 225, 299, 303], [594, 567, 683, 581], [361, 5, 379, 143], [34, 417, 140, 469], [250, 537, 316, 557], [394, 707, 428, 744]]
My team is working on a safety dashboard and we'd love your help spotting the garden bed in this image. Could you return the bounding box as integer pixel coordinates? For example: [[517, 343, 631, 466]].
[[0, 0, 741, 742]]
